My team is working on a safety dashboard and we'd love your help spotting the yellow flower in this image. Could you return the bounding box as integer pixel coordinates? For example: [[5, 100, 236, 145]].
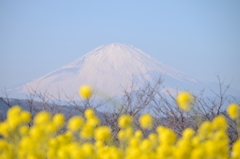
[[94, 126, 111, 141], [212, 115, 227, 131], [8, 115, 21, 129], [157, 127, 177, 145], [124, 127, 133, 138], [135, 130, 143, 139], [191, 148, 205, 159], [68, 116, 84, 131], [95, 140, 104, 148], [29, 126, 43, 139], [85, 109, 100, 126], [198, 121, 212, 137], [46, 123, 57, 134], [129, 137, 139, 147], [82, 143, 94, 155], [64, 131, 74, 141], [182, 128, 195, 139], [0, 140, 8, 150], [139, 114, 153, 129], [79, 85, 92, 99], [176, 91, 194, 111], [80, 124, 94, 139], [232, 139, 240, 159], [117, 127, 133, 141], [20, 136, 32, 150], [0, 122, 9, 137], [20, 125, 29, 135], [34, 111, 51, 125], [149, 133, 157, 142], [20, 111, 31, 123], [118, 130, 126, 141], [87, 116, 100, 127], [118, 115, 133, 128], [2, 104, 239, 158], [140, 139, 151, 151], [227, 103, 239, 119], [7, 105, 22, 119], [85, 108, 95, 117], [53, 113, 65, 128]]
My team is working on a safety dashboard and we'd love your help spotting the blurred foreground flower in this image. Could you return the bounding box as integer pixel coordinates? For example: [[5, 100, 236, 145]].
[[227, 103, 239, 120], [139, 114, 153, 129], [118, 115, 133, 128], [79, 85, 92, 99], [0, 105, 239, 159], [94, 126, 111, 142], [176, 91, 194, 111]]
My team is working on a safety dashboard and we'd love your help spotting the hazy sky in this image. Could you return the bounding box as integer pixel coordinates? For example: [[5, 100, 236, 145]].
[[1, 1, 240, 93]]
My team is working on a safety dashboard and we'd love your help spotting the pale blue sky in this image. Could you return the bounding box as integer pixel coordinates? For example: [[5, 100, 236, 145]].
[[1, 1, 240, 92]]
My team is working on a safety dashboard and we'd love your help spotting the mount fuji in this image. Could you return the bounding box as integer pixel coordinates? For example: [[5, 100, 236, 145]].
[[8, 43, 240, 100]]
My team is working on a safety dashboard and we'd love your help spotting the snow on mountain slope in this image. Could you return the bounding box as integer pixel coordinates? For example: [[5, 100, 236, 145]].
[[10, 43, 210, 100]]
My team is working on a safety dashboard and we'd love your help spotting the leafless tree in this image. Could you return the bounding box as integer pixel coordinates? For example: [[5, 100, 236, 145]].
[[0, 76, 239, 144]]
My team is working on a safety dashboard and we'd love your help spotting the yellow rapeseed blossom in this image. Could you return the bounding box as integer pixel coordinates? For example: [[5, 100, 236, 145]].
[[212, 115, 228, 131], [80, 124, 94, 139], [84, 108, 95, 119], [86, 116, 100, 127], [157, 126, 177, 145], [118, 130, 126, 141], [7, 105, 21, 119], [8, 114, 21, 129], [79, 85, 92, 99], [20, 110, 31, 123], [94, 126, 111, 141], [46, 123, 58, 134], [118, 115, 133, 128], [81, 143, 95, 156], [139, 114, 153, 129], [198, 121, 212, 137], [19, 125, 29, 135], [34, 111, 51, 125], [182, 128, 195, 139], [53, 113, 65, 128], [140, 139, 151, 151], [227, 103, 239, 120], [118, 127, 133, 141], [176, 91, 194, 111], [134, 130, 143, 139], [1, 105, 240, 159], [68, 116, 84, 131], [191, 148, 205, 159], [0, 122, 9, 137], [232, 139, 240, 159]]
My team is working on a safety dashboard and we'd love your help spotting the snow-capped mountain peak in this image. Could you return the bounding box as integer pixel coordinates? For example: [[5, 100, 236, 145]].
[[12, 43, 207, 99]]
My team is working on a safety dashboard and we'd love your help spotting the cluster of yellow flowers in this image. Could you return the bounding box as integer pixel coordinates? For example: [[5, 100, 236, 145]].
[[176, 91, 194, 111], [227, 103, 239, 120], [0, 88, 239, 159]]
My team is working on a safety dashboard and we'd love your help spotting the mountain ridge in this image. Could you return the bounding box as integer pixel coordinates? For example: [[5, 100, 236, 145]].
[[7, 43, 239, 100]]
